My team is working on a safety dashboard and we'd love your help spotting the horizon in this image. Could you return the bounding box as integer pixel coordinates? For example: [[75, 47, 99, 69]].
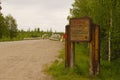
[[1, 0, 73, 32]]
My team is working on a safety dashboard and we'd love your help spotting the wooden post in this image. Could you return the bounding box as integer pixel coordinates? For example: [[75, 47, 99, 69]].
[[65, 25, 70, 67], [90, 25, 95, 75], [70, 42, 75, 67], [90, 24, 100, 75], [94, 25, 100, 74], [65, 25, 75, 68]]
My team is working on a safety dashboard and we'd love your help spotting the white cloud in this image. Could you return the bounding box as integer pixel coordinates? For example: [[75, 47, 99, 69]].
[[1, 0, 73, 32]]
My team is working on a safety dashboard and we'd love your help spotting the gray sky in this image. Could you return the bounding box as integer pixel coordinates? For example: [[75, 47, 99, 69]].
[[1, 0, 73, 32]]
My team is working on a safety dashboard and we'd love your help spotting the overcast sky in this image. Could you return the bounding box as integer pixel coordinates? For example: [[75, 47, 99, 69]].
[[1, 0, 73, 32]]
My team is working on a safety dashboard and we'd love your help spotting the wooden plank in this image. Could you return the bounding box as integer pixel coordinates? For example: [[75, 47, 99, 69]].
[[94, 25, 100, 74], [65, 25, 75, 68], [70, 17, 92, 42], [65, 25, 70, 67], [90, 24, 100, 75], [70, 42, 75, 67], [90, 25, 95, 75]]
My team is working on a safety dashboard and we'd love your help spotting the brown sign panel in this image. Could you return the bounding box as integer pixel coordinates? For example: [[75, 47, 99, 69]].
[[70, 17, 92, 42]]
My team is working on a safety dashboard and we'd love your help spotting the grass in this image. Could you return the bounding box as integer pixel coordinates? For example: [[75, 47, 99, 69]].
[[0, 37, 22, 42], [47, 43, 120, 80]]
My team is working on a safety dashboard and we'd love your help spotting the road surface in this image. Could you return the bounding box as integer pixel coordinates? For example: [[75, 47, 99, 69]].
[[0, 40, 63, 80]]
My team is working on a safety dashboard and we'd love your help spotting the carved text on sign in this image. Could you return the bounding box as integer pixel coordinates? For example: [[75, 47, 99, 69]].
[[70, 17, 91, 41]]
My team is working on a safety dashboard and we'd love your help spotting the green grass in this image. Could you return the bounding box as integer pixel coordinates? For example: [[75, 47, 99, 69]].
[[0, 37, 22, 42], [47, 43, 120, 80]]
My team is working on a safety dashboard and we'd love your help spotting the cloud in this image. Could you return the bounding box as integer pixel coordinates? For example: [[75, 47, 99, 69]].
[[1, 0, 73, 32]]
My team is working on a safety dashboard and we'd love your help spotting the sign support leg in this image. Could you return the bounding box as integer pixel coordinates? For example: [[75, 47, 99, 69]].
[[90, 25, 100, 75], [65, 25, 70, 67], [70, 42, 75, 68], [94, 25, 100, 74], [90, 26, 95, 75]]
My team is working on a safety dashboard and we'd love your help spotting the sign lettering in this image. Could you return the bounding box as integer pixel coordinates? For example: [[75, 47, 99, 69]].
[[70, 17, 91, 42]]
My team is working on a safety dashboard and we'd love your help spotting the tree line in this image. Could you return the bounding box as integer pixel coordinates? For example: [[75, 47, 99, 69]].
[[0, 13, 17, 39], [69, 0, 120, 61], [0, 13, 56, 41]]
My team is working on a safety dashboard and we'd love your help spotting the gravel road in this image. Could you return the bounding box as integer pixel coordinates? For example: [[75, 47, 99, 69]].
[[0, 40, 63, 80]]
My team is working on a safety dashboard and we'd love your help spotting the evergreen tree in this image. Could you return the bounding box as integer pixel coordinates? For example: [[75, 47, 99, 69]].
[[5, 14, 18, 39], [0, 13, 9, 38], [69, 0, 120, 61]]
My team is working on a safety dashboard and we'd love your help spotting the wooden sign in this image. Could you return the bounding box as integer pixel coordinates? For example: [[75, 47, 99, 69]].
[[70, 17, 92, 42], [65, 17, 100, 76]]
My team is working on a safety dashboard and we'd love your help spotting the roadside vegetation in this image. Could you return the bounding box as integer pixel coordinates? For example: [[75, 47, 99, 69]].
[[68, 0, 120, 62], [48, 43, 120, 80], [48, 0, 120, 79], [0, 13, 62, 42]]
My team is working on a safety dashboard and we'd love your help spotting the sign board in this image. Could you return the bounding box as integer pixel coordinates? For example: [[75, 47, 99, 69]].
[[70, 17, 92, 42], [65, 17, 100, 75]]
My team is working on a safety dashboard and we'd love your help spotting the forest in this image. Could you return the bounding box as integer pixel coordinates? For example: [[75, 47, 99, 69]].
[[48, 0, 120, 80], [0, 13, 57, 41], [68, 0, 120, 62], [0, 14, 18, 40]]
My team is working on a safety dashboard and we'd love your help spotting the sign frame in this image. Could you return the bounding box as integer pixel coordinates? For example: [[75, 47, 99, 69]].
[[65, 17, 100, 75], [69, 17, 92, 42]]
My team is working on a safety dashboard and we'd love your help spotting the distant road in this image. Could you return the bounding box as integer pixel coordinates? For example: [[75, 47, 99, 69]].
[[0, 40, 63, 80]]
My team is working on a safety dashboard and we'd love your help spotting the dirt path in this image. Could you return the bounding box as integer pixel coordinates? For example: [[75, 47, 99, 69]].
[[0, 39, 63, 80]]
